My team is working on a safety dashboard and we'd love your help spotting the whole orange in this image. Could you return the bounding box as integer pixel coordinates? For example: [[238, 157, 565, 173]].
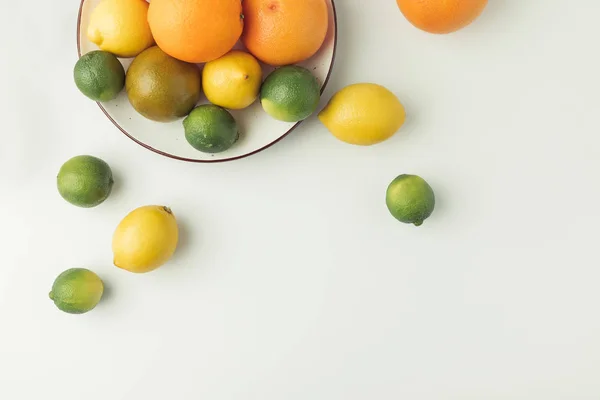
[[241, 0, 329, 66], [397, 0, 488, 34], [148, 0, 243, 63]]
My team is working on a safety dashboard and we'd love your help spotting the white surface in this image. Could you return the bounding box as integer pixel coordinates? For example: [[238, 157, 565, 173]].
[[2, 0, 600, 399], [78, 0, 337, 162]]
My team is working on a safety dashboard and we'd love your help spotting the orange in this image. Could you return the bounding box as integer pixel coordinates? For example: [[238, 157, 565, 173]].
[[397, 0, 488, 34], [242, 0, 329, 66], [148, 0, 243, 63]]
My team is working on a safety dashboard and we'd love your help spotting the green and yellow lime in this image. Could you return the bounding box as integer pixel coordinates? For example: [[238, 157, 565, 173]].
[[49, 268, 104, 314], [57, 155, 114, 208], [183, 105, 239, 153], [386, 174, 435, 226], [260, 65, 321, 122], [74, 50, 125, 102]]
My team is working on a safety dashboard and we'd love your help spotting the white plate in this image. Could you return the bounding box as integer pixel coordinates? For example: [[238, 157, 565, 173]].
[[77, 0, 337, 163]]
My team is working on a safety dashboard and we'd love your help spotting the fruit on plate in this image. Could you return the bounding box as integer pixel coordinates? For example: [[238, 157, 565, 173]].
[[396, 0, 488, 34], [148, 0, 243, 63], [260, 66, 321, 122], [202, 51, 263, 110], [242, 0, 329, 66], [126, 46, 201, 122], [386, 175, 435, 226], [113, 205, 179, 273], [87, 0, 154, 58], [183, 105, 239, 153], [49, 268, 104, 314], [57, 155, 114, 208], [318, 83, 405, 146], [74, 51, 125, 102]]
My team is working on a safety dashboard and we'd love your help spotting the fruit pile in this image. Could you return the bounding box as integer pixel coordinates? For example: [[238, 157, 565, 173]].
[[75, 0, 334, 154], [53, 0, 489, 314]]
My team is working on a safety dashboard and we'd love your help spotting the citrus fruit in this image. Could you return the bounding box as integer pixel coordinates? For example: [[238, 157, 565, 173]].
[[148, 0, 243, 63], [260, 66, 321, 122], [74, 51, 125, 102], [202, 51, 263, 110], [113, 205, 179, 273], [57, 155, 114, 208], [49, 268, 104, 314], [87, 0, 154, 58], [397, 0, 488, 34], [183, 105, 239, 153], [242, 0, 329, 66], [318, 83, 405, 146], [126, 46, 201, 122], [386, 175, 435, 226]]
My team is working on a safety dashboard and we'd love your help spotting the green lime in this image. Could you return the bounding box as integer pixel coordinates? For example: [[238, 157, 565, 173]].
[[49, 268, 104, 314], [183, 105, 239, 153], [386, 174, 435, 226], [57, 155, 114, 208], [74, 50, 125, 102], [126, 46, 201, 122], [260, 65, 321, 122]]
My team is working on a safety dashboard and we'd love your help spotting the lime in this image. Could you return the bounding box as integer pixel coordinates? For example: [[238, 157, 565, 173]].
[[126, 46, 201, 122], [183, 105, 239, 153], [260, 65, 321, 122], [386, 174, 435, 226], [49, 268, 104, 314], [74, 50, 125, 102], [57, 155, 114, 208]]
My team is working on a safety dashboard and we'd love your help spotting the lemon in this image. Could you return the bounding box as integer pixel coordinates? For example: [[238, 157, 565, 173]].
[[87, 0, 155, 58], [112, 205, 179, 273], [202, 51, 263, 110], [318, 83, 406, 146]]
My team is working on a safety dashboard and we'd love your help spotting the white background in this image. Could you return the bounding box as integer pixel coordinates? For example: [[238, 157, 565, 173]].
[[2, 0, 600, 398]]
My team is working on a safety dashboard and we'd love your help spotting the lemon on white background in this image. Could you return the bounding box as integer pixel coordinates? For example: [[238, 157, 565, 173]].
[[87, 0, 155, 58], [112, 205, 179, 273], [202, 50, 263, 110], [319, 83, 406, 146]]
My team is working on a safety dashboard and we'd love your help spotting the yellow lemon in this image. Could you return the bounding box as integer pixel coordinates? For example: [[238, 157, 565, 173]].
[[112, 205, 179, 273], [318, 83, 406, 146], [87, 0, 155, 58], [202, 51, 263, 110]]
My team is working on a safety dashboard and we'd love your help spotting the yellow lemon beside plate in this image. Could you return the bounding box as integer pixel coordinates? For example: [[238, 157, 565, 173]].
[[319, 83, 406, 146]]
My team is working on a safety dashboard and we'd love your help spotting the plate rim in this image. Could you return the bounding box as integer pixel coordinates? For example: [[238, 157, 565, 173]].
[[76, 0, 338, 163]]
